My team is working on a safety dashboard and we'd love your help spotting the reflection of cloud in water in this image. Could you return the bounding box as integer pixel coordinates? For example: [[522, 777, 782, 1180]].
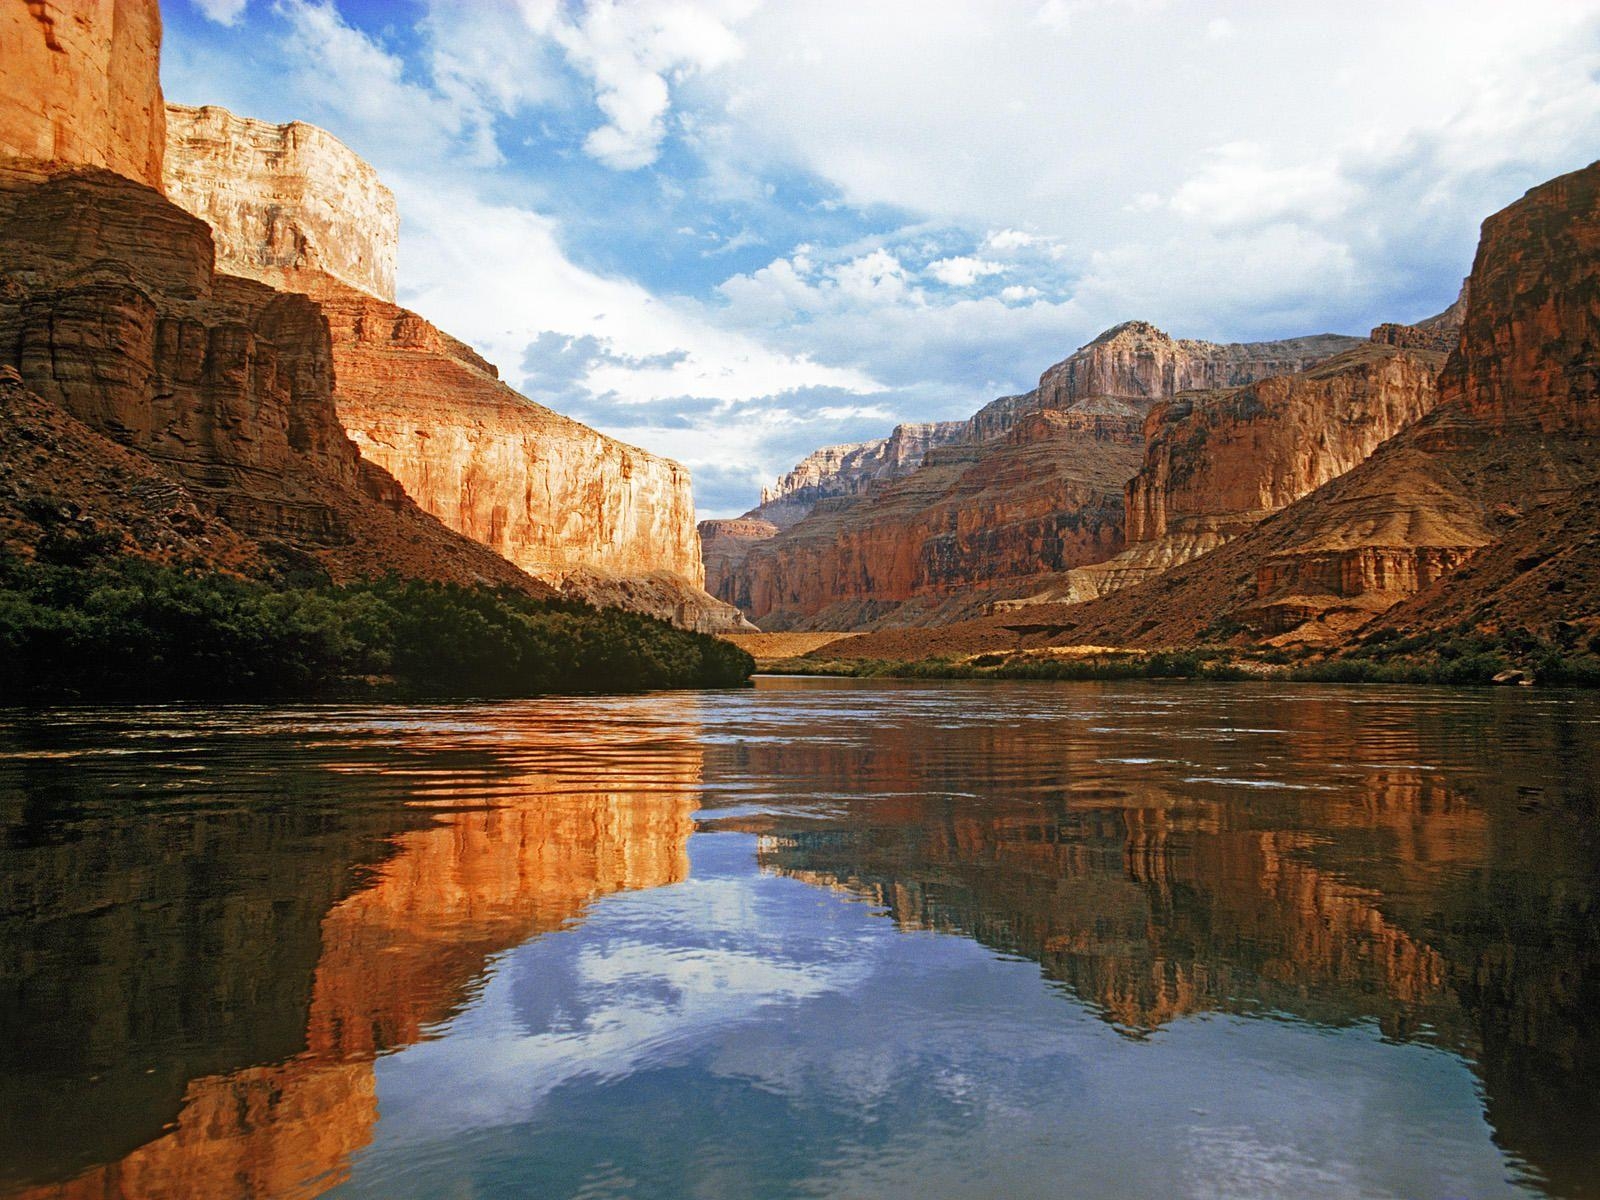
[[344, 832, 1522, 1200]]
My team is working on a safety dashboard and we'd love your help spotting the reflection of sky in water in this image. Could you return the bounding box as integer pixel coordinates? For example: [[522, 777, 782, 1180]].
[[6, 680, 1592, 1199], [338, 831, 1527, 1200]]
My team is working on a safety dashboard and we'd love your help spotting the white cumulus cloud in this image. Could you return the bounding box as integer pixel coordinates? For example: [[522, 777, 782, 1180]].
[[192, 0, 249, 24], [925, 256, 1008, 287]]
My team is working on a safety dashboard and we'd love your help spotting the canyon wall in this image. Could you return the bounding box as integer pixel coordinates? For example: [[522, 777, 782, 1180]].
[[1127, 344, 1445, 544], [164, 104, 398, 301], [1006, 341, 1449, 609], [734, 407, 1144, 630], [317, 283, 743, 630], [0, 0, 165, 189], [0, 162, 543, 592], [751, 421, 969, 529], [710, 321, 1363, 629], [161, 105, 744, 630], [966, 322, 1363, 441], [699, 516, 779, 611], [835, 159, 1600, 658]]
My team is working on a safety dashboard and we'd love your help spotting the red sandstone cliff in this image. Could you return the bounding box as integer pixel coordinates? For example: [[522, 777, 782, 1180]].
[[835, 160, 1600, 658], [712, 323, 1362, 630], [0, 0, 165, 189], [0, 161, 544, 592], [1006, 341, 1448, 609], [160, 104, 745, 631], [0, 0, 559, 593], [733, 407, 1144, 630]]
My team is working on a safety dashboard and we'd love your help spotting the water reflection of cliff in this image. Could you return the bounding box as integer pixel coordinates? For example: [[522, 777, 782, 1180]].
[[740, 688, 1600, 1197], [0, 712, 700, 1199]]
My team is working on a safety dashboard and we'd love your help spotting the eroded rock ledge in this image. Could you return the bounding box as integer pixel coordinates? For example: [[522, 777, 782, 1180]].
[[164, 104, 398, 302], [159, 103, 745, 631]]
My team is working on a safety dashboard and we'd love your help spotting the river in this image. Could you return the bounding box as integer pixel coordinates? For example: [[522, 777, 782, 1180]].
[[1, 678, 1597, 1199]]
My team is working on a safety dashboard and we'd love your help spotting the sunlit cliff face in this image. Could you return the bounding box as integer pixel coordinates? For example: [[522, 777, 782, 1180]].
[[2, 710, 701, 1200]]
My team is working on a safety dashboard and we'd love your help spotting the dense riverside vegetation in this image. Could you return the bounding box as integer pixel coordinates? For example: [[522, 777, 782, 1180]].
[[762, 628, 1600, 687], [0, 555, 754, 700]]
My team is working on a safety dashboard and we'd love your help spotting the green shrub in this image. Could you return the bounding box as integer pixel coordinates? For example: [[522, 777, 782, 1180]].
[[0, 555, 753, 701]]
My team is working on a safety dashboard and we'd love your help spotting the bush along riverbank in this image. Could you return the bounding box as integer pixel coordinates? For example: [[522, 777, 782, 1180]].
[[0, 555, 755, 701], [758, 627, 1600, 688]]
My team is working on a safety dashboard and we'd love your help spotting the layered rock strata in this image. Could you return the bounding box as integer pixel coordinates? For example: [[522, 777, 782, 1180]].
[[1005, 342, 1448, 609], [735, 407, 1144, 630], [0, 0, 165, 189], [161, 106, 744, 630], [834, 159, 1600, 659], [697, 516, 779, 613], [312, 282, 745, 631], [751, 421, 968, 529], [710, 322, 1362, 629], [965, 323, 1363, 442], [163, 104, 397, 301], [0, 161, 542, 592]]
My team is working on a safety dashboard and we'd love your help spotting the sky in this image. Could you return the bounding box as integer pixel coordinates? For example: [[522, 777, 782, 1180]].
[[161, 0, 1600, 518]]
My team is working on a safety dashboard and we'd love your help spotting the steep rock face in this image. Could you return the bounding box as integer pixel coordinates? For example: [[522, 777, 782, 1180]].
[[163, 104, 397, 301], [1126, 345, 1444, 545], [737, 408, 1144, 630], [0, 0, 165, 189], [731, 323, 1360, 541], [161, 108, 742, 630], [753, 421, 968, 528], [1429, 166, 1600, 439], [0, 162, 544, 591], [698, 516, 778, 613], [313, 283, 746, 630], [1363, 161, 1600, 638], [835, 160, 1600, 657], [709, 321, 1360, 628], [967, 323, 1363, 441], [1006, 343, 1446, 609]]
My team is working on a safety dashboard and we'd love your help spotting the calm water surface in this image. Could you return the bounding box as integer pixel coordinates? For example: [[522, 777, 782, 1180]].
[[1, 678, 1598, 1199]]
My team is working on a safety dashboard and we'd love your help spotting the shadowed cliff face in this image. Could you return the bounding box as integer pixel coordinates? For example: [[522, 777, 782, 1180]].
[[159, 104, 746, 631], [0, 707, 700, 1198], [0, 0, 165, 190], [0, 162, 546, 591], [1070, 158, 1600, 647]]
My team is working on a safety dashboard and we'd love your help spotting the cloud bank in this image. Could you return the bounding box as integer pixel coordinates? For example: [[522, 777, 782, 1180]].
[[167, 0, 1600, 515]]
